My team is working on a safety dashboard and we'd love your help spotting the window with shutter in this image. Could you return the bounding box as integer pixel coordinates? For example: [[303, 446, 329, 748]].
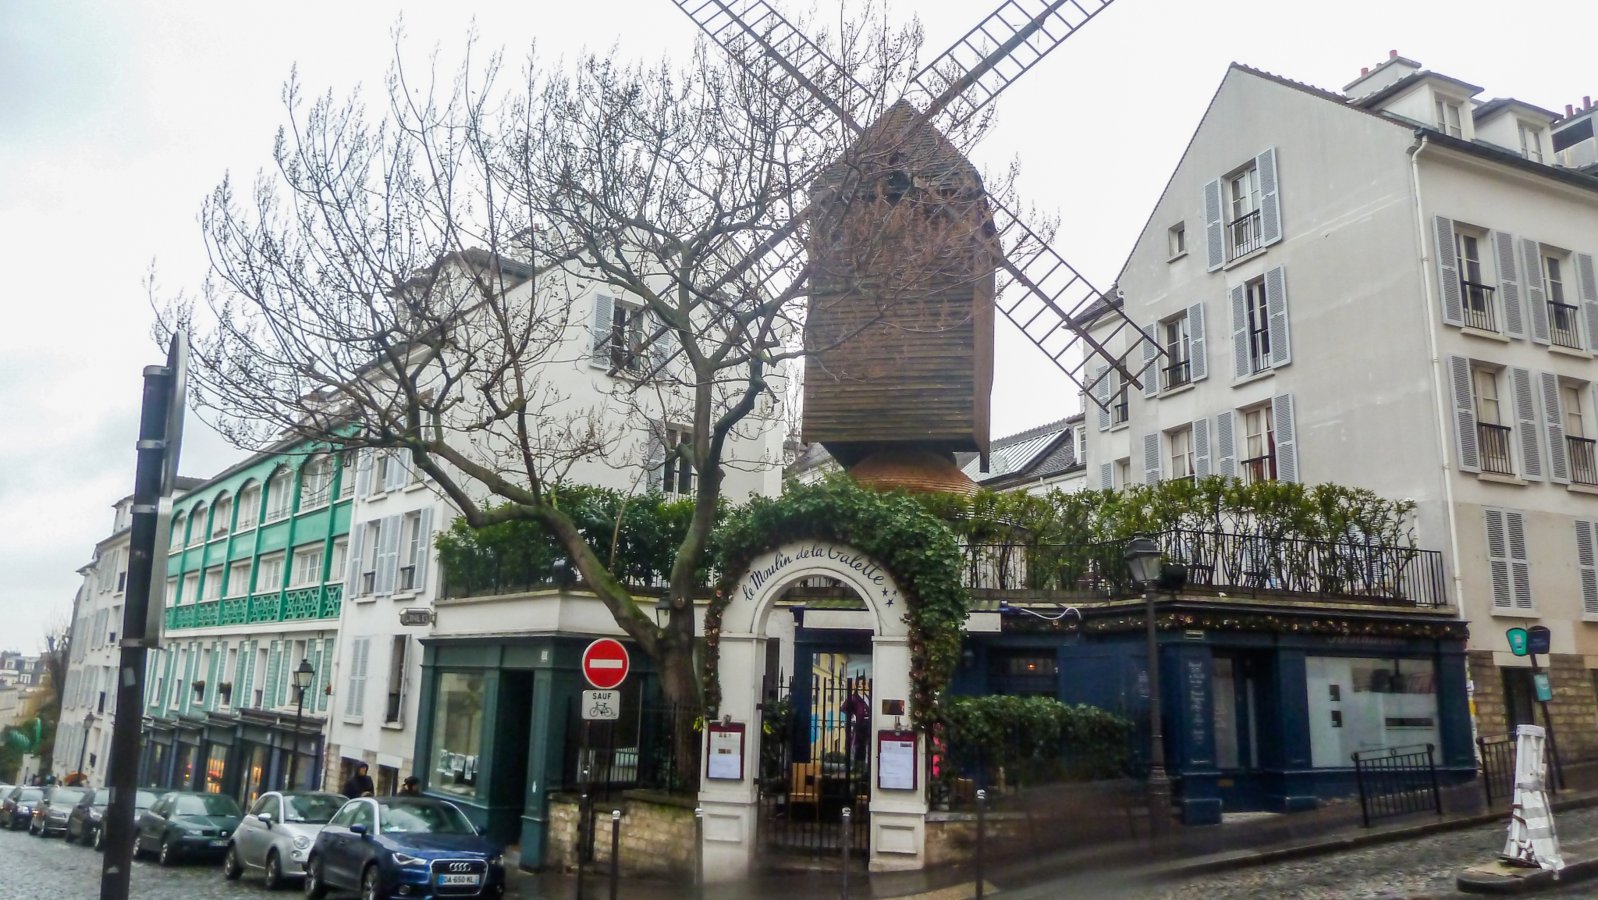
[[1142, 432, 1161, 484], [413, 508, 434, 593], [1271, 394, 1299, 483], [1264, 267, 1291, 368], [1093, 365, 1111, 432], [1193, 418, 1211, 477], [1204, 179, 1224, 271], [345, 638, 370, 719], [1187, 303, 1207, 383], [1575, 252, 1598, 353], [1434, 217, 1464, 326], [1167, 425, 1195, 482], [590, 293, 616, 368], [1520, 239, 1551, 344], [1142, 325, 1160, 397], [1257, 147, 1282, 248], [1541, 372, 1570, 484], [1577, 520, 1598, 617], [1230, 284, 1249, 379], [1447, 355, 1481, 472], [319, 637, 335, 714], [1495, 232, 1525, 338], [1485, 509, 1513, 610], [1510, 368, 1542, 480], [1214, 411, 1237, 478], [1507, 510, 1532, 610], [1098, 463, 1113, 491]]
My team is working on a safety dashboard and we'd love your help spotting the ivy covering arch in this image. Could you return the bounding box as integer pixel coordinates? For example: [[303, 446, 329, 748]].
[[705, 477, 970, 731]]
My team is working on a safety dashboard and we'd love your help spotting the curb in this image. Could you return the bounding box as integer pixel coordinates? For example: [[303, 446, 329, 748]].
[[1457, 855, 1598, 895]]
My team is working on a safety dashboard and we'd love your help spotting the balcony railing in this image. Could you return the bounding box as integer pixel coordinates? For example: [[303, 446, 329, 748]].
[[1570, 436, 1598, 486], [1478, 423, 1514, 476], [166, 584, 341, 630], [1228, 210, 1262, 259], [1241, 454, 1275, 484], [1111, 397, 1129, 426], [1461, 281, 1497, 332], [1549, 301, 1583, 349], [1163, 359, 1191, 390], [961, 529, 1447, 609]]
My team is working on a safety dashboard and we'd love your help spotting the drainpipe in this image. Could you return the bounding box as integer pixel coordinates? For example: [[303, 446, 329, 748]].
[[1409, 131, 1476, 753]]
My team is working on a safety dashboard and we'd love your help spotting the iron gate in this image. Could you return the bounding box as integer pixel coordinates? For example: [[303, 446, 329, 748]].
[[758, 674, 872, 857]]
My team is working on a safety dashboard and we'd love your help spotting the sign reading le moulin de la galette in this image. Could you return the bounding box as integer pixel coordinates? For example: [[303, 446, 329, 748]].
[[740, 543, 888, 602]]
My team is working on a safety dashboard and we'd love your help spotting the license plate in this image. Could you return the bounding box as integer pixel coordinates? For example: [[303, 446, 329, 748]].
[[438, 873, 481, 886], [209, 839, 228, 848]]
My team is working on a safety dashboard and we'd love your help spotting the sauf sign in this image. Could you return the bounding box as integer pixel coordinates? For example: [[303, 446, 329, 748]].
[[581, 638, 629, 721]]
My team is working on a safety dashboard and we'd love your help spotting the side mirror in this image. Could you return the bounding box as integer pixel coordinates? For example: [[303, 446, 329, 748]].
[[351, 824, 369, 837], [476, 825, 486, 837], [257, 813, 272, 828]]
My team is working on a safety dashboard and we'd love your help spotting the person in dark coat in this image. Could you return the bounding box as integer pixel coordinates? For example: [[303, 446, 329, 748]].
[[399, 776, 420, 796], [342, 762, 375, 799]]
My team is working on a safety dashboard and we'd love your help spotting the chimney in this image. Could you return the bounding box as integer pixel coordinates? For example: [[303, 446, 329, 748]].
[[1361, 67, 1369, 76], [1567, 104, 1576, 118], [1389, 49, 1398, 60], [1586, 96, 1593, 110]]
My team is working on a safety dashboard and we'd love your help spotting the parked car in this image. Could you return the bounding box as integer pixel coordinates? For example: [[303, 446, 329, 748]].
[[222, 790, 344, 889], [67, 788, 161, 847], [304, 796, 505, 899], [133, 791, 244, 866], [29, 785, 87, 836], [1, 786, 44, 830]]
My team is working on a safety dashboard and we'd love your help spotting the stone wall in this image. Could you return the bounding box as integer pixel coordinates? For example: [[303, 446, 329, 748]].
[[1470, 650, 1598, 761], [545, 790, 698, 878]]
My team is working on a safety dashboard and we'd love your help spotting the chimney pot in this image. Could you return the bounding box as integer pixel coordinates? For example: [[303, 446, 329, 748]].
[[1586, 95, 1593, 110], [1567, 104, 1576, 117], [1361, 67, 1369, 76], [1389, 49, 1398, 59]]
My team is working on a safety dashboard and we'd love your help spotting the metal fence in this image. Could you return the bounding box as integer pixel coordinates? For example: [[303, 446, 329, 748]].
[[1351, 743, 1442, 827], [560, 699, 699, 802]]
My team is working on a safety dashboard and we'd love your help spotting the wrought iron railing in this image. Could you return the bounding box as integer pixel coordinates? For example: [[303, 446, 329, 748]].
[[961, 529, 1446, 608], [1162, 359, 1190, 390], [1478, 423, 1514, 475], [1569, 436, 1598, 486], [1461, 281, 1497, 332], [1240, 453, 1275, 484], [1228, 210, 1262, 259], [1351, 743, 1441, 827], [1549, 301, 1582, 349]]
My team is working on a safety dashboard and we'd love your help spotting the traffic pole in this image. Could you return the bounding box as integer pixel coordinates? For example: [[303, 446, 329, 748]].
[[609, 809, 621, 900]]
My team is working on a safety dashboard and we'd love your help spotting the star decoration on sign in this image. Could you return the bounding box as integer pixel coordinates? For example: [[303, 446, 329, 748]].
[[882, 587, 894, 606]]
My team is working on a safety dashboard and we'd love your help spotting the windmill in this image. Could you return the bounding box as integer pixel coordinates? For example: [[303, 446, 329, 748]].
[[671, 0, 1160, 489]]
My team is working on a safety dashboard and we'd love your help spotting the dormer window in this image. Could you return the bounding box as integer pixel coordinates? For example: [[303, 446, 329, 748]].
[[1519, 122, 1544, 163], [1434, 98, 1463, 137]]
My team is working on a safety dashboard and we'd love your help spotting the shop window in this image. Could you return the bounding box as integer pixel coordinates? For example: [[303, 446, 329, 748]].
[[428, 672, 486, 797], [1304, 656, 1439, 767], [989, 652, 1059, 696]]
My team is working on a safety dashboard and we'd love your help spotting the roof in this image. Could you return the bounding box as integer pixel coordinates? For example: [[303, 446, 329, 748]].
[[814, 99, 984, 193], [957, 415, 1083, 487], [1351, 70, 1483, 110], [1473, 97, 1562, 125]]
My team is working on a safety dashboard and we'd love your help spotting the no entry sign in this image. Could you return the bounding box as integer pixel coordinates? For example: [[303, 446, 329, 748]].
[[581, 638, 630, 690]]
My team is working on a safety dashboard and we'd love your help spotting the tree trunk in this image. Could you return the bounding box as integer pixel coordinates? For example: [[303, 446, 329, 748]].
[[655, 636, 703, 793]]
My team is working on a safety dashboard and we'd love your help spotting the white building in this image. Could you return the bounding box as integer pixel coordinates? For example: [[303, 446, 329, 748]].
[[1089, 53, 1598, 759]]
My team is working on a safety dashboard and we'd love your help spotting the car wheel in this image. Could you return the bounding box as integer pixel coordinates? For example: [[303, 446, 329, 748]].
[[94, 827, 105, 852], [360, 865, 382, 900], [303, 856, 327, 899], [159, 837, 177, 867], [264, 850, 286, 891], [223, 844, 244, 880], [64, 824, 76, 844]]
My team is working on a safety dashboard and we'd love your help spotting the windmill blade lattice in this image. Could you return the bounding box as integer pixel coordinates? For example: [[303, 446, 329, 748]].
[[911, 0, 1117, 131]]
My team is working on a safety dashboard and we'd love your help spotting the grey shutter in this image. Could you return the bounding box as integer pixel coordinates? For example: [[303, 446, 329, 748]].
[[162, 649, 178, 712], [344, 639, 362, 717], [265, 641, 282, 711], [1510, 368, 1543, 481], [181, 645, 197, 716], [1542, 372, 1569, 484], [1578, 521, 1598, 616], [1093, 365, 1111, 431], [206, 642, 222, 711], [1495, 232, 1525, 339], [233, 645, 248, 705], [386, 451, 410, 492], [1230, 284, 1249, 379], [1142, 432, 1161, 484], [1257, 147, 1282, 247], [1215, 411, 1237, 478], [1264, 266, 1291, 367], [1187, 303, 1207, 382], [354, 450, 372, 498], [1507, 510, 1532, 610], [1098, 463, 1113, 491], [1271, 394, 1299, 483], [645, 429, 668, 491], [1522, 239, 1551, 344], [648, 310, 676, 375], [1142, 326, 1159, 396], [1447, 355, 1480, 473], [1193, 418, 1211, 478], [374, 516, 401, 596], [1435, 217, 1464, 326], [318, 637, 335, 714], [1204, 178, 1225, 271], [307, 640, 324, 714], [345, 523, 366, 594], [1485, 509, 1512, 610], [1577, 252, 1598, 352], [413, 507, 434, 593], [590, 293, 615, 368]]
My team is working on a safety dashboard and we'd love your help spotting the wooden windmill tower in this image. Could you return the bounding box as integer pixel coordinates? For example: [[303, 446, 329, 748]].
[[672, 0, 1160, 493]]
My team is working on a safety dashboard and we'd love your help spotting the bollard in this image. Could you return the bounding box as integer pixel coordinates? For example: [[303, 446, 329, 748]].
[[975, 789, 988, 900], [694, 806, 705, 900], [609, 809, 622, 900], [840, 806, 852, 900], [576, 788, 590, 900]]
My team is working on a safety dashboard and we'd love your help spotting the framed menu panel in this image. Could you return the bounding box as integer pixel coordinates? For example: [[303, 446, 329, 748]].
[[877, 731, 917, 791], [706, 721, 746, 781]]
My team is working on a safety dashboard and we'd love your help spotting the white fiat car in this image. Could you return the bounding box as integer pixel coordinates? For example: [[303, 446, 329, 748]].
[[222, 790, 346, 889]]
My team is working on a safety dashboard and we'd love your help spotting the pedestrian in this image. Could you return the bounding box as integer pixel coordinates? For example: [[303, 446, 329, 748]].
[[399, 776, 420, 796], [341, 762, 375, 799]]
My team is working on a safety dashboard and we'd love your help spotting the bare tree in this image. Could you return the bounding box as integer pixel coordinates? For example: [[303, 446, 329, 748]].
[[161, 10, 1037, 719]]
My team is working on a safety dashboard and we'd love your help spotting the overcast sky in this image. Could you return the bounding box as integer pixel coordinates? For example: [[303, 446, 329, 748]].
[[1, 0, 1588, 653]]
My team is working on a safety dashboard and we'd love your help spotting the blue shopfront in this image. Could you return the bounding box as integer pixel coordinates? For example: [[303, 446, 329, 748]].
[[954, 601, 1473, 824]]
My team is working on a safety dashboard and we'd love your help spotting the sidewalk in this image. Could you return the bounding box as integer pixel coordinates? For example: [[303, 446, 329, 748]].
[[506, 779, 1598, 899]]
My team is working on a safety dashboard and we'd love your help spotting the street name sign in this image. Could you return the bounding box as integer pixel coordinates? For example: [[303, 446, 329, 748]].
[[581, 638, 630, 690]]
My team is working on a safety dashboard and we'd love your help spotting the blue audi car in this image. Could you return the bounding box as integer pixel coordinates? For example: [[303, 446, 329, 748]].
[[304, 796, 505, 899]]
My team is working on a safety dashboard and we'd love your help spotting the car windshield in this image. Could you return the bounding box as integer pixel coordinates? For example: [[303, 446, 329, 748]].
[[376, 800, 475, 835], [17, 789, 43, 802], [135, 790, 160, 810], [283, 793, 344, 824], [50, 788, 85, 806], [174, 794, 242, 817]]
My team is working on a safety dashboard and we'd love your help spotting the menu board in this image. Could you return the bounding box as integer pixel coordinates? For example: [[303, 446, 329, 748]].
[[877, 732, 917, 791], [705, 722, 745, 781]]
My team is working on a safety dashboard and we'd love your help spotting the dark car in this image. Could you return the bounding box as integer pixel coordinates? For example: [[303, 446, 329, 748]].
[[1, 786, 45, 830], [67, 788, 161, 848], [30, 785, 88, 837], [305, 796, 505, 900], [134, 791, 244, 866]]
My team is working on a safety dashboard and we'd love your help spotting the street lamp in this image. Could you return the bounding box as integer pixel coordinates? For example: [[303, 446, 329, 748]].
[[287, 659, 315, 791], [76, 712, 96, 780], [1124, 535, 1170, 834], [654, 595, 672, 629]]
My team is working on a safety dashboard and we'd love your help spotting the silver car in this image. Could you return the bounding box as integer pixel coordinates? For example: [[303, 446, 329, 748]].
[[222, 791, 345, 889]]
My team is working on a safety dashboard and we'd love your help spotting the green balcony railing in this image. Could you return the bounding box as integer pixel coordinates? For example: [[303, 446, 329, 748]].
[[321, 583, 343, 618], [284, 587, 321, 620], [193, 599, 221, 627], [248, 592, 281, 623], [166, 584, 344, 630], [219, 595, 249, 625]]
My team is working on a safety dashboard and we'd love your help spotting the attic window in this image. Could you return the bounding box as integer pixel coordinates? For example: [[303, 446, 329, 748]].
[[1434, 98, 1463, 137], [1167, 223, 1186, 259], [1519, 122, 1544, 163]]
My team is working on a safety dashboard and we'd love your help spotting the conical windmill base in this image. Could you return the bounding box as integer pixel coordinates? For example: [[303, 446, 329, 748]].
[[846, 447, 978, 497]]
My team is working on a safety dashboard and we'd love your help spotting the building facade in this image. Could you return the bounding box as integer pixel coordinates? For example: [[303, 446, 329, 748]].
[[1083, 54, 1598, 804]]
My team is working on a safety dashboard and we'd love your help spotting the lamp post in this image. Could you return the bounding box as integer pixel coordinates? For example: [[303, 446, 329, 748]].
[[77, 712, 96, 779], [654, 595, 672, 629], [1124, 535, 1170, 835], [287, 659, 315, 791]]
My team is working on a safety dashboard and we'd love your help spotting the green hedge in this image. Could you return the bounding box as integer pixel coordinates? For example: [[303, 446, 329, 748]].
[[940, 695, 1133, 790]]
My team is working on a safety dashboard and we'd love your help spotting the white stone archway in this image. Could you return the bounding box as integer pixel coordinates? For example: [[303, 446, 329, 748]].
[[699, 540, 928, 881]]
